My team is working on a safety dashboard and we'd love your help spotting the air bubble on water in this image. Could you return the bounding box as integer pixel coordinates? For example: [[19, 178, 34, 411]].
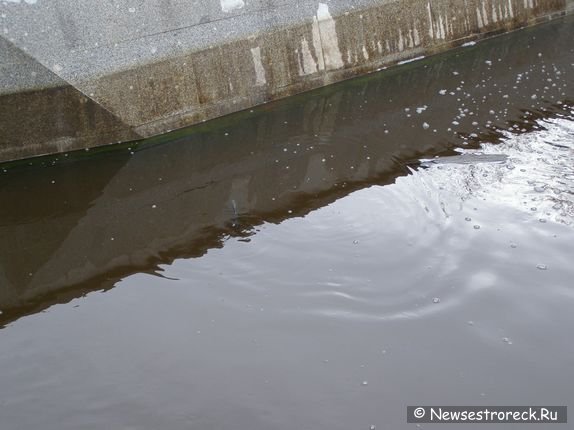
[[536, 264, 547, 270], [353, 240, 359, 244], [432, 297, 440, 304], [128, 7, 136, 13]]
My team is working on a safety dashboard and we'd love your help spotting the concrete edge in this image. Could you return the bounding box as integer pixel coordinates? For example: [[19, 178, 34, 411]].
[[1, 0, 572, 162]]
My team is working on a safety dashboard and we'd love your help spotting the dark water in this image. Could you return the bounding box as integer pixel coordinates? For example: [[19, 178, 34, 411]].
[[1, 16, 573, 430]]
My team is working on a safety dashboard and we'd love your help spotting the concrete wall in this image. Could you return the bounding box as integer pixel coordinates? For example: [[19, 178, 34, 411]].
[[0, 14, 573, 324], [0, 0, 572, 162]]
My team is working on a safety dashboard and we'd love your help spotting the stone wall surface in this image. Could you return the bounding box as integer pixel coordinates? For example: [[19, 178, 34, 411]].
[[0, 0, 572, 162]]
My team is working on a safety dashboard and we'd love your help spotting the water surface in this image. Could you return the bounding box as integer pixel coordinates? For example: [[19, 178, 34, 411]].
[[0, 16, 573, 430]]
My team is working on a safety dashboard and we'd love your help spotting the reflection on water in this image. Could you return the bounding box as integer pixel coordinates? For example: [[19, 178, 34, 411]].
[[424, 116, 574, 226], [1, 15, 573, 326], [0, 15, 573, 430]]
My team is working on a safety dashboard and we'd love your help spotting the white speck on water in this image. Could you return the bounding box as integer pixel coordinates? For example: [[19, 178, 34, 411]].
[[432, 297, 440, 304], [439, 89, 447, 95], [422, 122, 430, 130], [362, 381, 368, 386], [536, 264, 547, 270], [128, 7, 136, 13], [474, 225, 481, 230]]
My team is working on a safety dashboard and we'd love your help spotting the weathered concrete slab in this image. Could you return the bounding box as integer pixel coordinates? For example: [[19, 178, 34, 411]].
[[0, 13, 573, 324], [0, 0, 572, 162]]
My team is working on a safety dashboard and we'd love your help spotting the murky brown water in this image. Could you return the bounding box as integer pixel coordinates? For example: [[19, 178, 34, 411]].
[[1, 16, 573, 430]]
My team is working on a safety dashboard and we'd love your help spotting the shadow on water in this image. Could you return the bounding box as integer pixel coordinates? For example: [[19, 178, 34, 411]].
[[0, 15, 573, 327]]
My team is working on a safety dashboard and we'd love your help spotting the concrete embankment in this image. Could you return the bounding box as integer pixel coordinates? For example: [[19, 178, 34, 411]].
[[0, 0, 572, 162], [1, 14, 573, 325]]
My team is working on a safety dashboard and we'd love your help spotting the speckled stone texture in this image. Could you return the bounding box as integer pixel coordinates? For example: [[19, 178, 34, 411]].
[[0, 0, 570, 161]]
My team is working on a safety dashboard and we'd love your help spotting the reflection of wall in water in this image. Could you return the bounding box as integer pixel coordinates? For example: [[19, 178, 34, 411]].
[[0, 18, 572, 324]]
